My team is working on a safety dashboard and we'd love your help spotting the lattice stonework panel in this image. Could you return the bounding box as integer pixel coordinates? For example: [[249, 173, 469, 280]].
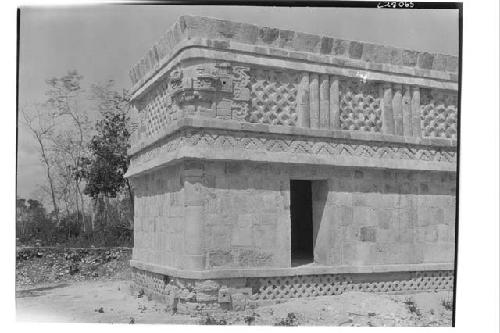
[[247, 274, 350, 300], [420, 89, 458, 139], [339, 80, 383, 132], [132, 267, 454, 309], [132, 267, 173, 296], [137, 77, 179, 139], [248, 68, 299, 126], [247, 270, 454, 301]]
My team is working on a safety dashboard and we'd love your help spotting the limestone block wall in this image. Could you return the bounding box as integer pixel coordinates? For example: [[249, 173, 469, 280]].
[[162, 160, 455, 271], [130, 163, 184, 268], [201, 161, 290, 269], [311, 167, 456, 267]]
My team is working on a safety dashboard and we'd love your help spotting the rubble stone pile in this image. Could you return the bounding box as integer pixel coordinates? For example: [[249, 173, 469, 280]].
[[16, 247, 132, 287]]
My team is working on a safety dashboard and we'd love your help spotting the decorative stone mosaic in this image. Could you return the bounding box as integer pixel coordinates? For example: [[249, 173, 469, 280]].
[[131, 128, 457, 169], [247, 270, 454, 300], [132, 267, 175, 297], [134, 67, 182, 140], [132, 267, 454, 308], [420, 89, 458, 139], [339, 80, 382, 132], [134, 64, 303, 143], [142, 81, 178, 138], [249, 68, 299, 126]]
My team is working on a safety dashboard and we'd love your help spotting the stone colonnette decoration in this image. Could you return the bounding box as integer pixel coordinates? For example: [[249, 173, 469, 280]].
[[125, 16, 458, 313]]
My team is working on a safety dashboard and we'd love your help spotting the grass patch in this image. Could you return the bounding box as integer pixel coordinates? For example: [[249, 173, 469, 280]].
[[202, 314, 227, 325], [403, 298, 421, 317], [441, 298, 453, 311]]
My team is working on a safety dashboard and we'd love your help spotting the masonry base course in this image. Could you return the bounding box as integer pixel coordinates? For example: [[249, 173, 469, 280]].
[[131, 267, 454, 314]]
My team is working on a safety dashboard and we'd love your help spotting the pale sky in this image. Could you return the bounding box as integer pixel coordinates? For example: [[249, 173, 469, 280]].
[[17, 5, 459, 198]]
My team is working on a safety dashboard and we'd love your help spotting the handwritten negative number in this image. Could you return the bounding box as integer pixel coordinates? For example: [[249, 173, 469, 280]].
[[377, 2, 415, 8]]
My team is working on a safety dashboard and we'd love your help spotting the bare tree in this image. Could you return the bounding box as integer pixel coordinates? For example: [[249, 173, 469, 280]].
[[45, 70, 93, 232], [21, 104, 60, 223]]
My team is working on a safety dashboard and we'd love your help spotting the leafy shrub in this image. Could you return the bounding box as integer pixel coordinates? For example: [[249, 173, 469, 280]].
[[404, 298, 422, 317], [274, 312, 299, 326]]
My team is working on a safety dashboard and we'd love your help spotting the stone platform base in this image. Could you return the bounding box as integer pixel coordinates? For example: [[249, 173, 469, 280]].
[[131, 267, 454, 314]]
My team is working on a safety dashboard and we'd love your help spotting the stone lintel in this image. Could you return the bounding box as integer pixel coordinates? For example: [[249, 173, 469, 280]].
[[130, 259, 454, 280]]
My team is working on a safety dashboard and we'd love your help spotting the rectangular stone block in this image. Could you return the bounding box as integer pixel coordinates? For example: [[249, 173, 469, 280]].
[[291, 32, 321, 52], [399, 208, 417, 230], [207, 224, 232, 250], [417, 52, 434, 69], [181, 254, 205, 270], [422, 243, 455, 263], [352, 193, 368, 207], [328, 245, 343, 266], [329, 76, 340, 130], [253, 223, 277, 250], [353, 206, 377, 226], [378, 227, 400, 243], [448, 222, 456, 242], [436, 224, 451, 242], [184, 205, 204, 256], [424, 226, 439, 242], [231, 215, 254, 247], [343, 242, 372, 266], [411, 87, 421, 137], [328, 191, 352, 206], [367, 193, 388, 208], [392, 84, 404, 136], [260, 213, 278, 225], [443, 207, 456, 226], [348, 41, 363, 59], [430, 207, 444, 225], [208, 250, 234, 268], [354, 178, 384, 193], [319, 74, 330, 129], [297, 72, 310, 128], [391, 243, 414, 265], [402, 85, 413, 137], [231, 293, 248, 311], [359, 226, 377, 242], [343, 224, 359, 242], [333, 205, 352, 227], [416, 209, 431, 227], [329, 177, 353, 192], [218, 288, 231, 303], [309, 73, 320, 129], [377, 208, 395, 229]]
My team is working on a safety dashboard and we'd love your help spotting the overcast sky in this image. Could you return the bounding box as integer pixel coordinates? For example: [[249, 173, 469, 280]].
[[17, 5, 459, 198]]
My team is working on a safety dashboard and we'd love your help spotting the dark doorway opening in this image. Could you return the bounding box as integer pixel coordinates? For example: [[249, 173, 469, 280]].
[[290, 180, 314, 267]]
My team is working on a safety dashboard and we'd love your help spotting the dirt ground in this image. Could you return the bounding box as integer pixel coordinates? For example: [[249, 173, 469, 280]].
[[16, 279, 454, 326], [15, 248, 454, 326]]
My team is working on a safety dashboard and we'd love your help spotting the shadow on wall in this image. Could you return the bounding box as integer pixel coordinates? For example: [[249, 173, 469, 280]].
[[199, 160, 455, 196]]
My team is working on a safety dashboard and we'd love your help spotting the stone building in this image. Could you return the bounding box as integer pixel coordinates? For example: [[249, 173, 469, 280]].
[[125, 16, 458, 312]]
